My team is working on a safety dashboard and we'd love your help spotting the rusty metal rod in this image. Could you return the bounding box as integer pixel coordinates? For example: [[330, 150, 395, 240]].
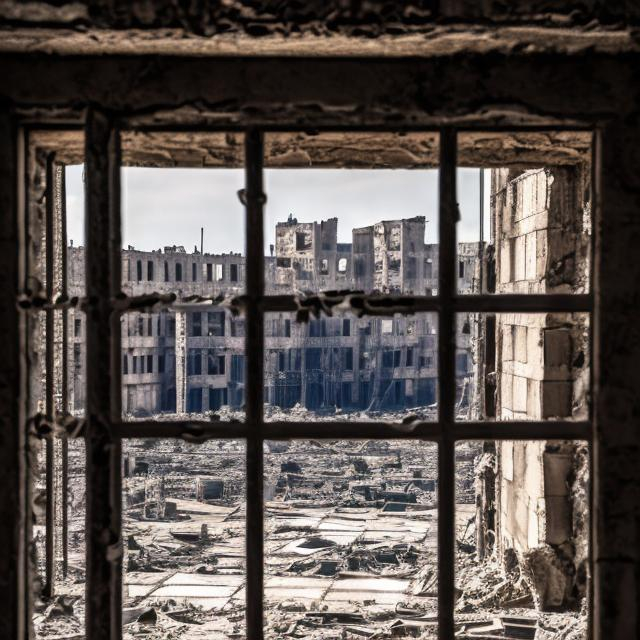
[[84, 109, 122, 640], [244, 129, 265, 640], [438, 128, 457, 640], [44, 152, 56, 598]]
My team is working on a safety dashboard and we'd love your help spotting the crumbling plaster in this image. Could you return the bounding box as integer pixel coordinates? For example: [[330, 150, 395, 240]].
[[1, 1, 640, 57]]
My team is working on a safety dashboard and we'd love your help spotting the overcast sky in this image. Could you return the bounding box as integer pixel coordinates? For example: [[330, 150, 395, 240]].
[[65, 165, 490, 254]]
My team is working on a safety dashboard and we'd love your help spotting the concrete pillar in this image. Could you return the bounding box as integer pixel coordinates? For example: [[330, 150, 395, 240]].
[[175, 310, 187, 414]]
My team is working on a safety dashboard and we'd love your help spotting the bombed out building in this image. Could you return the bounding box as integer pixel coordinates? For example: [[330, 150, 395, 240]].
[[472, 164, 591, 611], [66, 216, 480, 416]]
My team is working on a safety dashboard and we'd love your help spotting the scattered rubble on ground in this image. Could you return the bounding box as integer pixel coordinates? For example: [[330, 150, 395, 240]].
[[33, 412, 587, 639]]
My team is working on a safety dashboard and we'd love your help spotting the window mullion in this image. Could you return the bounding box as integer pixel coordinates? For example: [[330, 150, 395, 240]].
[[44, 152, 56, 599], [438, 128, 457, 640], [57, 162, 70, 579], [84, 109, 122, 640], [244, 129, 265, 640]]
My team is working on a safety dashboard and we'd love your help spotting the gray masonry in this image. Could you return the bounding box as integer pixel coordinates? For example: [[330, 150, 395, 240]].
[[66, 218, 481, 417]]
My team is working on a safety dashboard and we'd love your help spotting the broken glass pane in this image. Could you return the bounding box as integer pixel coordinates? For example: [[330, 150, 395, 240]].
[[122, 438, 245, 638], [263, 312, 438, 423], [264, 440, 438, 638], [455, 440, 589, 639]]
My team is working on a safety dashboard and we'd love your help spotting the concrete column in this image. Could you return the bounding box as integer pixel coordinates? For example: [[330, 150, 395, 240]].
[[175, 310, 187, 414]]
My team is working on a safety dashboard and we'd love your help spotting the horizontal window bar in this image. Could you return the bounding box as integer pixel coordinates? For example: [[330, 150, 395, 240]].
[[111, 419, 591, 442], [18, 292, 593, 315], [264, 294, 592, 314]]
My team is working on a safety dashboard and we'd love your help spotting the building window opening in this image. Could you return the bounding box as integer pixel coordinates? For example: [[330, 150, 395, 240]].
[[30, 129, 593, 640]]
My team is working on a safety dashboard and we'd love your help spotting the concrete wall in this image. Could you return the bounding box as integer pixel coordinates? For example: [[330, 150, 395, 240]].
[[491, 165, 591, 607]]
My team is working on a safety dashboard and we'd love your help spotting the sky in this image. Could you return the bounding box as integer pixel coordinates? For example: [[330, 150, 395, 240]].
[[65, 165, 490, 254]]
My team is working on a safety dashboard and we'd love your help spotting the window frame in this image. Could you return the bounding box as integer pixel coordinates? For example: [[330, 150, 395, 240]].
[[28, 121, 594, 640]]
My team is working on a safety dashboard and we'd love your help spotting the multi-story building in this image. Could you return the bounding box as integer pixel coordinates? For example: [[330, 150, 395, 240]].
[[67, 217, 483, 417]]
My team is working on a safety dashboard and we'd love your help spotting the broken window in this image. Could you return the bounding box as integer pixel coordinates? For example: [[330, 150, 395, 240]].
[[207, 311, 225, 337], [344, 347, 353, 370], [206, 262, 213, 281], [187, 350, 202, 376], [338, 257, 347, 273], [192, 262, 197, 281], [216, 263, 224, 281], [207, 352, 225, 375], [190, 312, 202, 337], [147, 260, 154, 281], [26, 128, 593, 640], [231, 317, 246, 338], [319, 258, 329, 274], [175, 262, 182, 282], [425, 258, 433, 279], [295, 231, 311, 251]]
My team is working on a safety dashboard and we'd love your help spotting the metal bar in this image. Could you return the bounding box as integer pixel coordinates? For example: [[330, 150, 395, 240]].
[[479, 167, 484, 293], [84, 109, 122, 640], [0, 111, 28, 640], [44, 152, 56, 598], [438, 128, 457, 640], [244, 129, 265, 640], [112, 419, 590, 440], [262, 293, 593, 314], [58, 163, 69, 578], [453, 294, 592, 312], [451, 420, 592, 441], [16, 291, 594, 315], [113, 421, 250, 440], [111, 418, 590, 441]]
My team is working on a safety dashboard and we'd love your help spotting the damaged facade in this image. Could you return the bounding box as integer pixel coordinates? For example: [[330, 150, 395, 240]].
[[66, 216, 480, 417], [461, 164, 591, 633]]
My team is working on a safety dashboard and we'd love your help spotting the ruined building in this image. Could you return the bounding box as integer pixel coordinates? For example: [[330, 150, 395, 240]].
[[473, 165, 591, 610], [66, 216, 481, 416]]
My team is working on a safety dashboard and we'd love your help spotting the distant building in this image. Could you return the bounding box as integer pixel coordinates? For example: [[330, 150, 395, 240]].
[[67, 217, 483, 416]]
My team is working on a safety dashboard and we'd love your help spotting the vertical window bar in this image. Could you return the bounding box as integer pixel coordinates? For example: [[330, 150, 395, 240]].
[[84, 109, 122, 640], [44, 152, 56, 599], [244, 129, 265, 640], [0, 109, 27, 640], [57, 162, 69, 578], [438, 128, 457, 640]]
